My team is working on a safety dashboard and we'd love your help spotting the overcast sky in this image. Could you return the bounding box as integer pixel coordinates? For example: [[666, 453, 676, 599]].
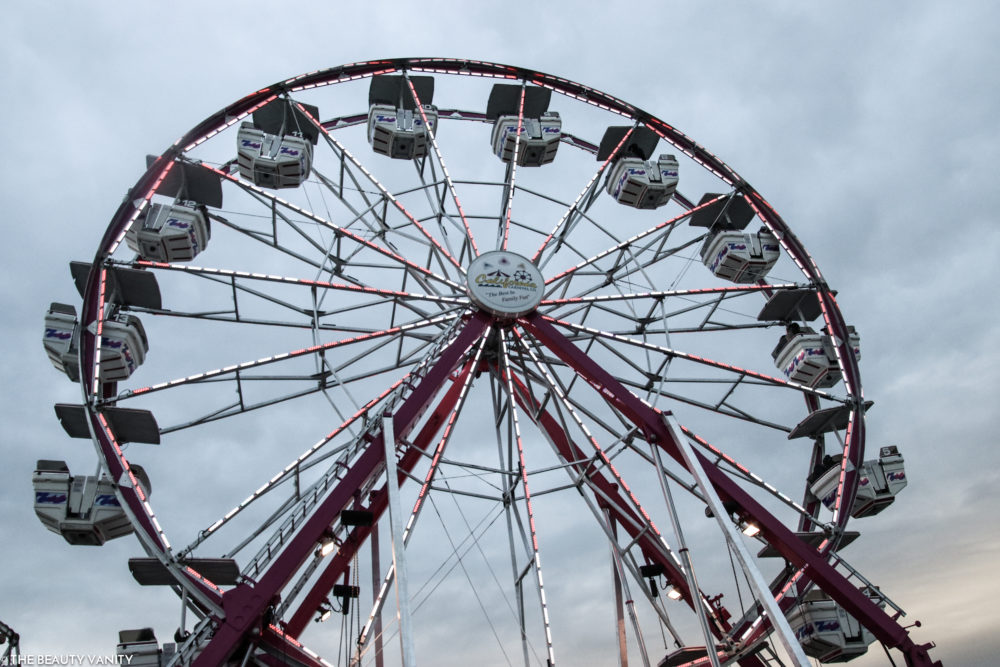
[[1, 3, 998, 666]]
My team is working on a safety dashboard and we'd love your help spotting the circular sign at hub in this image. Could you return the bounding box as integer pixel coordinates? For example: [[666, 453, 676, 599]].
[[466, 251, 545, 318]]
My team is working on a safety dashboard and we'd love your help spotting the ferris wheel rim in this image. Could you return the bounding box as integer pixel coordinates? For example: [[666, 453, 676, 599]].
[[67, 57, 886, 665]]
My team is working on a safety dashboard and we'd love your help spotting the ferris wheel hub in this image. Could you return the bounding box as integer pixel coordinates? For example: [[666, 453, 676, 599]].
[[466, 250, 544, 318]]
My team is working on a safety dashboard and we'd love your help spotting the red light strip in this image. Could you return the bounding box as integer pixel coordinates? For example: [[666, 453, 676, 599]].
[[135, 260, 469, 306], [742, 191, 861, 526], [830, 411, 856, 524], [286, 67, 399, 93], [183, 566, 223, 594], [95, 410, 227, 616], [544, 195, 723, 287], [96, 411, 170, 550], [404, 76, 480, 258], [531, 126, 636, 264], [178, 325, 475, 561], [527, 77, 636, 119], [89, 267, 109, 396], [295, 102, 466, 272], [267, 623, 333, 667], [199, 377, 408, 539], [408, 341, 485, 522], [642, 119, 734, 185], [409, 60, 518, 79], [498, 331, 556, 663], [107, 159, 177, 255], [268, 624, 303, 648], [358, 343, 487, 651], [267, 621, 338, 663], [679, 426, 809, 516], [806, 277, 857, 525], [205, 163, 464, 292], [542, 315, 842, 401], [180, 95, 278, 153], [509, 328, 683, 571], [736, 562, 813, 644], [500, 85, 526, 251], [126, 312, 459, 399], [742, 193, 818, 288]]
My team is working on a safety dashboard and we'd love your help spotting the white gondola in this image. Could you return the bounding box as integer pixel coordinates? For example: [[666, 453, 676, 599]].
[[700, 227, 780, 283], [236, 122, 313, 189], [43, 304, 149, 382], [117, 628, 176, 667], [810, 446, 907, 518], [101, 313, 149, 381], [606, 154, 679, 209], [772, 324, 860, 388], [33, 460, 151, 546], [786, 590, 877, 663], [125, 202, 210, 262], [367, 103, 438, 159], [491, 112, 561, 166]]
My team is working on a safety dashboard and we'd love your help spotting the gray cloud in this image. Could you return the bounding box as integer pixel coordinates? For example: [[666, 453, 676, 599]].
[[1, 3, 997, 665]]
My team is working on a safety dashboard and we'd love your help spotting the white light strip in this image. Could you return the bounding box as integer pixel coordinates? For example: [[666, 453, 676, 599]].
[[532, 126, 635, 265], [546, 316, 841, 401], [136, 260, 469, 306], [681, 426, 810, 516], [542, 282, 798, 306], [192, 317, 468, 552], [296, 103, 465, 271], [499, 85, 526, 251], [499, 331, 556, 666], [544, 195, 722, 287], [510, 329, 683, 570], [404, 76, 480, 258], [128, 312, 457, 398], [97, 412, 170, 551], [206, 163, 465, 292], [358, 337, 487, 649], [181, 95, 278, 153]]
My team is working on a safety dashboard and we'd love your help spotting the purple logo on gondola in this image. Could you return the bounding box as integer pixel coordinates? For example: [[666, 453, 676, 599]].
[[816, 620, 841, 633], [783, 347, 825, 378], [241, 139, 262, 150], [94, 494, 121, 507], [888, 471, 906, 482], [45, 328, 73, 341], [612, 167, 647, 197], [279, 146, 300, 157], [36, 492, 67, 504], [822, 489, 837, 509]]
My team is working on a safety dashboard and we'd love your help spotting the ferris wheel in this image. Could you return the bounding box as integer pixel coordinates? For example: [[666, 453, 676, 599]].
[[37, 59, 940, 667]]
